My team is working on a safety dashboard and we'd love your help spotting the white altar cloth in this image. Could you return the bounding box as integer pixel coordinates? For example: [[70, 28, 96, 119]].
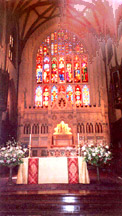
[[17, 157, 90, 184]]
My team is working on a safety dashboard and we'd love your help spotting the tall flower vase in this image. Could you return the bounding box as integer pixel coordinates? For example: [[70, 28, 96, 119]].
[[7, 165, 15, 185], [96, 166, 100, 183]]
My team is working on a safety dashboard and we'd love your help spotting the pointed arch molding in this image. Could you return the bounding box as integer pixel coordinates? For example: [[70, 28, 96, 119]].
[[8, 0, 118, 59]]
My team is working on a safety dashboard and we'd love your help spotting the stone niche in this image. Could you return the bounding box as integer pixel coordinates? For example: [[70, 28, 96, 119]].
[[53, 134, 72, 147]]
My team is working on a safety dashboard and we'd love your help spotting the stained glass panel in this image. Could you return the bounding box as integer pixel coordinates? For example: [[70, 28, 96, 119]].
[[51, 43, 54, 55], [59, 57, 65, 83], [43, 56, 50, 83], [51, 57, 58, 83], [75, 85, 81, 106], [43, 86, 49, 107], [54, 31, 57, 40], [36, 54, 43, 83], [59, 86, 65, 94], [43, 45, 48, 56], [36, 64, 43, 83], [81, 56, 88, 82], [51, 33, 54, 41], [35, 86, 42, 107], [39, 46, 43, 55], [46, 36, 50, 45], [74, 56, 80, 83], [51, 86, 58, 103], [66, 56, 73, 83], [54, 44, 58, 54], [82, 85, 90, 105], [36, 54, 41, 65], [66, 85, 73, 103]]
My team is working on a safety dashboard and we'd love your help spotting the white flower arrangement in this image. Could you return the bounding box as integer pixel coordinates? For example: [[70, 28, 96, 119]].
[[81, 143, 112, 167], [0, 139, 27, 167]]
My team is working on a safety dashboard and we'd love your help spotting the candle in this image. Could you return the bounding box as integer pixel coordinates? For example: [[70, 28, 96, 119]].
[[78, 133, 79, 145], [29, 134, 31, 157], [78, 133, 80, 156]]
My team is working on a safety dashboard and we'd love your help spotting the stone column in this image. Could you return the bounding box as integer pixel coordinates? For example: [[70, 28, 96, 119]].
[[0, 111, 3, 145]]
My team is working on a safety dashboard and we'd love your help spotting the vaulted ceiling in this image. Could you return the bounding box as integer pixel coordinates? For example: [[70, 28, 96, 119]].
[[6, 0, 122, 56]]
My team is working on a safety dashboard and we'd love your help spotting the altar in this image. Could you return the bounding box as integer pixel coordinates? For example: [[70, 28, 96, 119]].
[[17, 157, 90, 184]]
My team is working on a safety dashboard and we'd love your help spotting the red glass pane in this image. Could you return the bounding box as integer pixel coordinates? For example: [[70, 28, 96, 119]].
[[59, 86, 65, 94], [36, 55, 42, 65], [54, 32, 57, 40]]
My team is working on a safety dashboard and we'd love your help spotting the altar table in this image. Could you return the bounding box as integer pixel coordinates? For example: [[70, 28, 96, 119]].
[[17, 157, 90, 184]]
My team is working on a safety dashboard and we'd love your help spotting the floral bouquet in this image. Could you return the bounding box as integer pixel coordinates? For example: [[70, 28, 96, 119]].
[[0, 139, 27, 167], [81, 144, 112, 167]]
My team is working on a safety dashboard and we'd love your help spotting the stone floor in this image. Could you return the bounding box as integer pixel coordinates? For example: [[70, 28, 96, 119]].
[[0, 167, 122, 215]]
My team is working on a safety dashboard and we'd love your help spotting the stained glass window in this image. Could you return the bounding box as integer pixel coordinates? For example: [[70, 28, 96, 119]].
[[75, 85, 81, 106], [35, 86, 42, 107], [51, 86, 58, 103], [59, 57, 65, 83], [66, 85, 73, 103], [81, 56, 88, 82], [82, 85, 90, 105], [43, 86, 49, 107], [74, 55, 80, 83], [66, 56, 73, 83], [35, 29, 90, 108]]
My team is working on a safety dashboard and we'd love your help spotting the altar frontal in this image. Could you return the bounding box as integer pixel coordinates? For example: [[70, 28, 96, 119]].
[[17, 157, 90, 184]]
